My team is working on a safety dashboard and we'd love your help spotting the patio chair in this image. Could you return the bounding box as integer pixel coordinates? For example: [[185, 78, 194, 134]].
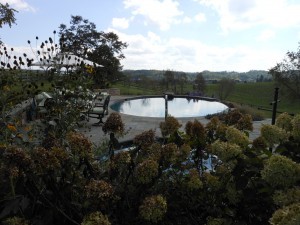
[[35, 92, 54, 119], [88, 95, 111, 126]]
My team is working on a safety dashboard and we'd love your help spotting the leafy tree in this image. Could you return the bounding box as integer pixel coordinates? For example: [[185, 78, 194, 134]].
[[269, 43, 300, 101], [178, 72, 187, 94], [0, 3, 17, 28], [59, 15, 127, 87], [163, 69, 174, 91], [217, 78, 236, 100], [0, 3, 17, 45], [194, 72, 206, 95]]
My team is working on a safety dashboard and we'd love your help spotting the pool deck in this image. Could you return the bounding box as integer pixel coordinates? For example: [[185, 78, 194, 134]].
[[79, 95, 272, 146]]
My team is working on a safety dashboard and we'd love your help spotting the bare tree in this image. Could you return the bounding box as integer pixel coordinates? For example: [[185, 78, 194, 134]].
[[163, 70, 174, 91], [269, 43, 300, 101], [217, 78, 235, 100], [178, 72, 187, 94], [194, 72, 206, 95]]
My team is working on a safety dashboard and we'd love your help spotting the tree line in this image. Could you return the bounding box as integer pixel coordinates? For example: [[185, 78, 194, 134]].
[[123, 69, 272, 82]]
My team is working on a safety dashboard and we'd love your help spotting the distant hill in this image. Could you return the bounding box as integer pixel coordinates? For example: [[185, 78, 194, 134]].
[[122, 69, 271, 82]]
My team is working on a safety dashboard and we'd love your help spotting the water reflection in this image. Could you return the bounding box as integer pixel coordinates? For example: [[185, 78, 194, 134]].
[[111, 97, 228, 118], [141, 98, 150, 106]]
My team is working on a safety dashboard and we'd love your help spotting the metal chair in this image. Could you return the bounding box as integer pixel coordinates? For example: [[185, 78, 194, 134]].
[[88, 95, 111, 126]]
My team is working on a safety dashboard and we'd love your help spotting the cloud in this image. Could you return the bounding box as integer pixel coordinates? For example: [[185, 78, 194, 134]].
[[108, 28, 283, 72], [0, 0, 35, 11], [195, 0, 300, 33], [112, 17, 130, 29], [194, 13, 206, 23], [256, 29, 275, 41], [182, 16, 192, 24], [123, 0, 183, 30]]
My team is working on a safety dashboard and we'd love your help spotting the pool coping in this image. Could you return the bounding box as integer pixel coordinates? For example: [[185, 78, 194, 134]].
[[79, 95, 272, 146], [109, 94, 227, 119]]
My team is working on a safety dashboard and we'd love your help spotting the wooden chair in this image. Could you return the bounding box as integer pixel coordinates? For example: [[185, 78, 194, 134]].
[[88, 95, 111, 126]]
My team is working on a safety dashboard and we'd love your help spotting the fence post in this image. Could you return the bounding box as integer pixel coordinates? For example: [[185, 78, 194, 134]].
[[271, 87, 279, 125], [165, 94, 168, 120]]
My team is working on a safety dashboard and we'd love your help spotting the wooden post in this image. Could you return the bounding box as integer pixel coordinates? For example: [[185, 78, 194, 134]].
[[269, 87, 279, 152], [165, 94, 168, 120], [271, 87, 279, 125]]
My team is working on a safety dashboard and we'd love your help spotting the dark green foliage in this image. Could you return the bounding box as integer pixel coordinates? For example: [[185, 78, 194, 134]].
[[1, 96, 300, 224], [59, 15, 128, 87], [217, 78, 236, 101], [163, 69, 175, 91], [194, 72, 206, 94], [0, 3, 17, 45]]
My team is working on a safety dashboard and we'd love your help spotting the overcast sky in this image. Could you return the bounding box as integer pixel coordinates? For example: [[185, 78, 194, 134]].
[[1, 0, 300, 72]]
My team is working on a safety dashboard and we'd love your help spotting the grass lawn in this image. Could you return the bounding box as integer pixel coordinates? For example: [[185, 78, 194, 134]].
[[206, 82, 300, 116], [112, 81, 300, 118], [112, 82, 162, 95]]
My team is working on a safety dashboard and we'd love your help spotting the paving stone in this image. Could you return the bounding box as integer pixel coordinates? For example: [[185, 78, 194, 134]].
[[79, 96, 272, 145]]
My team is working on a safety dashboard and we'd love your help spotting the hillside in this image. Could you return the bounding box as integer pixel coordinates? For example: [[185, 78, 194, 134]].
[[122, 69, 271, 82]]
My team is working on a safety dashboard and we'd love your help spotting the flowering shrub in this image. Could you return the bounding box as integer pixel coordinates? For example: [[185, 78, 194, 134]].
[[236, 113, 253, 131], [66, 131, 93, 159], [2, 146, 32, 172], [261, 124, 288, 147], [291, 114, 300, 141], [177, 143, 191, 161], [142, 142, 162, 162], [2, 217, 29, 225], [185, 119, 205, 138], [273, 188, 300, 207], [206, 217, 232, 225], [186, 168, 203, 190], [139, 195, 167, 222], [159, 116, 181, 137], [203, 172, 221, 192], [111, 151, 131, 170], [85, 179, 114, 201], [0, 108, 299, 224], [269, 203, 300, 225], [225, 182, 241, 205], [161, 143, 179, 165], [224, 109, 243, 126], [261, 154, 300, 189], [102, 112, 125, 135], [81, 211, 111, 225], [211, 140, 243, 165], [276, 112, 293, 132], [133, 129, 155, 150], [225, 126, 249, 148], [185, 119, 206, 148], [252, 136, 268, 150], [135, 159, 159, 184], [31, 146, 62, 173], [205, 116, 227, 142]]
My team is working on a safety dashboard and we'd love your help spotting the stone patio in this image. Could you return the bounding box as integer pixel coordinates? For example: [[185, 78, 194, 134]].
[[79, 95, 272, 146]]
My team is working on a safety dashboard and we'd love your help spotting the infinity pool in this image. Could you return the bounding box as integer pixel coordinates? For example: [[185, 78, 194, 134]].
[[110, 97, 228, 118]]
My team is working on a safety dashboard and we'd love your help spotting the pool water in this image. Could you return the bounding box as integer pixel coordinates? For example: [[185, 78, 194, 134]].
[[110, 97, 228, 118]]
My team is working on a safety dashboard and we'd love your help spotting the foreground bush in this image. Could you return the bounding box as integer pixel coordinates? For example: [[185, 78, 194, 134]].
[[1, 109, 300, 225]]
